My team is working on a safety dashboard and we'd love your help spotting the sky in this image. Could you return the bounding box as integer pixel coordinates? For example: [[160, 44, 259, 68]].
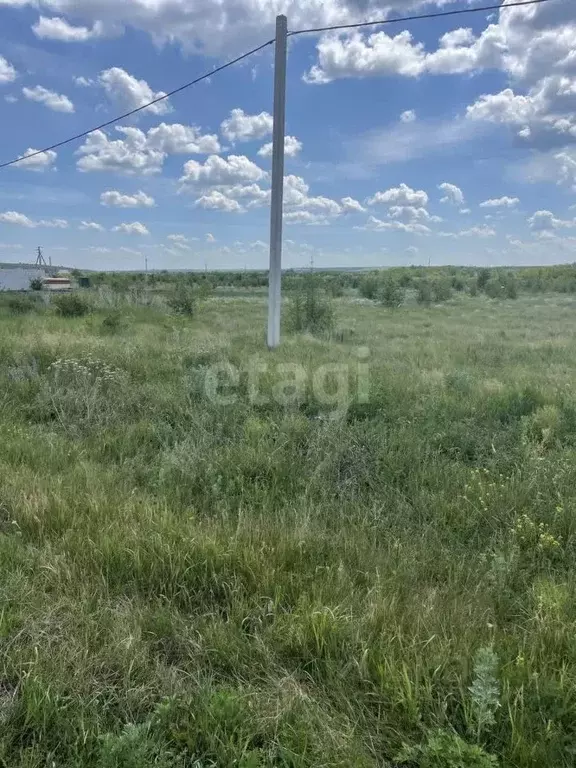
[[0, 0, 575, 271]]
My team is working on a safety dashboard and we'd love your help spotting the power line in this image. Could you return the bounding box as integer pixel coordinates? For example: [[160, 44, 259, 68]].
[[0, 38, 274, 171], [288, 0, 554, 36]]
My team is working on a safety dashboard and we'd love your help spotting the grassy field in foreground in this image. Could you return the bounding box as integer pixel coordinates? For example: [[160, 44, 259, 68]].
[[1, 290, 576, 766]]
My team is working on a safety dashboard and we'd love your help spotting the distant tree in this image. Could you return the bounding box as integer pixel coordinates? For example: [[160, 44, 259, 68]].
[[29, 277, 43, 291], [477, 268, 491, 291]]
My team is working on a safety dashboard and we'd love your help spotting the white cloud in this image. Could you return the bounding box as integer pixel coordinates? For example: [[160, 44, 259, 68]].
[[466, 88, 535, 125], [113, 221, 150, 235], [99, 67, 171, 115], [219, 183, 270, 207], [367, 183, 428, 208], [79, 221, 104, 231], [74, 76, 95, 87], [76, 123, 218, 175], [304, 30, 426, 84], [22, 85, 74, 113], [439, 182, 465, 206], [33, 16, 105, 41], [195, 190, 243, 213], [400, 109, 416, 123], [459, 225, 496, 237], [180, 154, 267, 185], [528, 209, 576, 232], [16, 148, 56, 171], [341, 196, 366, 213], [206, 233, 216, 243], [146, 123, 220, 154], [0, 211, 36, 228], [480, 196, 520, 208], [388, 206, 441, 224], [76, 127, 165, 175], [101, 189, 155, 208], [221, 108, 273, 142], [257, 135, 302, 158], [0, 211, 68, 228], [364, 215, 430, 235], [0, 55, 17, 84]]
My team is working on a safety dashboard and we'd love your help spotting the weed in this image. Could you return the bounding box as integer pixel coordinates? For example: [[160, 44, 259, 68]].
[[53, 292, 92, 317]]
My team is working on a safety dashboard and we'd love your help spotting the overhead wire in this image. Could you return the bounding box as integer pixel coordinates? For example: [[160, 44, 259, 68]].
[[0, 38, 274, 170], [288, 0, 555, 36]]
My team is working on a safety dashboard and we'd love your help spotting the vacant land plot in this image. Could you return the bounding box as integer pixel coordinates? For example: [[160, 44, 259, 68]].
[[1, 290, 576, 767]]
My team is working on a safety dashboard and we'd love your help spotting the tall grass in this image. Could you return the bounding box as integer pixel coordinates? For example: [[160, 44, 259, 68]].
[[0, 291, 576, 766]]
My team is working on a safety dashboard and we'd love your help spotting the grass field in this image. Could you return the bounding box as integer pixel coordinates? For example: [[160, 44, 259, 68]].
[[1, 286, 576, 767]]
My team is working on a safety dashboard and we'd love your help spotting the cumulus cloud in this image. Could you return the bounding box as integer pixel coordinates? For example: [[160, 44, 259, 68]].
[[0, 211, 68, 228], [341, 196, 366, 213], [99, 67, 171, 115], [257, 135, 302, 158], [16, 148, 56, 171], [367, 183, 428, 208], [113, 221, 150, 235], [146, 123, 220, 154], [79, 221, 104, 231], [221, 109, 273, 142], [528, 209, 576, 231], [100, 189, 155, 207], [480, 196, 520, 208], [180, 154, 267, 185], [76, 123, 218, 175], [195, 190, 243, 213], [364, 215, 431, 235], [77, 128, 164, 175], [439, 182, 465, 206], [22, 85, 74, 112], [33, 16, 105, 41], [0, 55, 17, 83]]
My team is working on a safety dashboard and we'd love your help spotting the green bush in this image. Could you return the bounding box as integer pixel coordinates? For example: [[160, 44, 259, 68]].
[[53, 293, 92, 318], [469, 282, 479, 297], [29, 277, 44, 291], [432, 280, 452, 303], [477, 268, 491, 291], [416, 280, 433, 306], [7, 295, 38, 314], [504, 274, 518, 299], [167, 287, 196, 316], [377, 276, 405, 308], [287, 274, 335, 335], [101, 310, 124, 334], [485, 278, 505, 299], [359, 273, 380, 300]]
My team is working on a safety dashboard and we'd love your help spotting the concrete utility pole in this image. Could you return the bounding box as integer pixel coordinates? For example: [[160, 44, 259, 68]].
[[267, 14, 288, 349]]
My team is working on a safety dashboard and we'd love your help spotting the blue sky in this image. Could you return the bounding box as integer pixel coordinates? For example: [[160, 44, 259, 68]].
[[0, 0, 574, 270]]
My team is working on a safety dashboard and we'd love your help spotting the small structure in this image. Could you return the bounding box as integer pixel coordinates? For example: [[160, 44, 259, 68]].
[[0, 267, 46, 291], [43, 275, 72, 292]]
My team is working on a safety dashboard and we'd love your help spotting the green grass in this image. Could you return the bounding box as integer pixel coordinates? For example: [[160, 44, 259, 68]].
[[1, 289, 576, 766]]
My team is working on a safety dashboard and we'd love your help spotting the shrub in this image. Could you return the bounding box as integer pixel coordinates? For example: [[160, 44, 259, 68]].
[[167, 287, 196, 316], [53, 293, 92, 318], [101, 310, 124, 334], [432, 280, 452, 303], [504, 274, 518, 299], [359, 273, 380, 300], [7, 295, 37, 314], [377, 276, 405, 308], [416, 280, 433, 306], [29, 277, 44, 291], [469, 282, 479, 297], [485, 278, 504, 299], [477, 268, 491, 291], [287, 274, 335, 335]]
